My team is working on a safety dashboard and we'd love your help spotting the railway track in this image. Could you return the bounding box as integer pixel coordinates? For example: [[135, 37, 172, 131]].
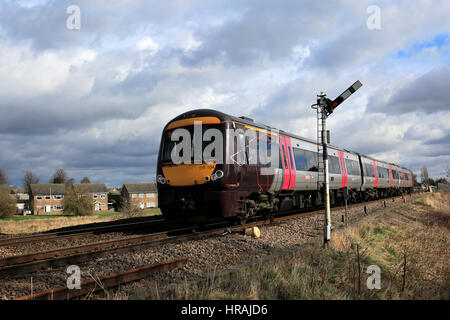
[[0, 217, 180, 247], [14, 257, 188, 300], [0, 194, 411, 277]]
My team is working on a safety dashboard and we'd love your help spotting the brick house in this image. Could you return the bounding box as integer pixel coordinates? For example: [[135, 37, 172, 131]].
[[73, 183, 109, 212], [121, 183, 158, 209], [30, 184, 66, 215]]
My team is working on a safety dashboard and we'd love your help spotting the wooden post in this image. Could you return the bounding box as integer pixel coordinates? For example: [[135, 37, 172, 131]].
[[357, 244, 361, 299], [403, 251, 407, 291], [364, 206, 367, 215]]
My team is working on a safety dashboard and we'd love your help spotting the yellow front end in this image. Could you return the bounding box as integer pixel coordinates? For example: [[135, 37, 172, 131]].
[[162, 163, 216, 186]]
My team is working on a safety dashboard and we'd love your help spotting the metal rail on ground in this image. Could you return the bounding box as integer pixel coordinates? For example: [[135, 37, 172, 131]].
[[14, 257, 188, 300]]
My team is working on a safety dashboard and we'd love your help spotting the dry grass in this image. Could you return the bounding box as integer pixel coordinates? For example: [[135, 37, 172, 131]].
[[0, 212, 160, 235], [138, 191, 449, 300]]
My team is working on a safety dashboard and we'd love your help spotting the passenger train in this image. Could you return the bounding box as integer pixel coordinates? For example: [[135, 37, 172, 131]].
[[156, 109, 413, 222]]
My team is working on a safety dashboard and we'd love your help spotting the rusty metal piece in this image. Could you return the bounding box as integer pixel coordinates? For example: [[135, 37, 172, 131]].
[[15, 257, 188, 300]]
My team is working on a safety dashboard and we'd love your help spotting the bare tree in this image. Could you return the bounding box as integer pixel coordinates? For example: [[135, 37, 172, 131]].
[[50, 169, 68, 184], [23, 171, 39, 195], [420, 166, 429, 186], [80, 177, 91, 184], [0, 169, 8, 185]]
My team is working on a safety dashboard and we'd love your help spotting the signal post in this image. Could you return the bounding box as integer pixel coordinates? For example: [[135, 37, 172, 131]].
[[312, 81, 362, 246]]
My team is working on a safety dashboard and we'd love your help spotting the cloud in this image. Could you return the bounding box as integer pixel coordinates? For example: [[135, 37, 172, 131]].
[[0, 0, 449, 187], [368, 67, 450, 114]]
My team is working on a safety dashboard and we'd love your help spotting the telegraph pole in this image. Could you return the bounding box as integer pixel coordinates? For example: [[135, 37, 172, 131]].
[[312, 81, 362, 246]]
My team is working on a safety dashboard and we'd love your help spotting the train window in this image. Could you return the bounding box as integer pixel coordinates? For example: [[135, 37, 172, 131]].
[[345, 159, 360, 176], [257, 133, 271, 167], [246, 136, 258, 165], [293, 148, 306, 171], [234, 133, 247, 165], [329, 156, 341, 174], [364, 163, 375, 177], [377, 166, 384, 179], [385, 167, 390, 179], [281, 145, 289, 169], [304, 150, 318, 172], [289, 147, 296, 170]]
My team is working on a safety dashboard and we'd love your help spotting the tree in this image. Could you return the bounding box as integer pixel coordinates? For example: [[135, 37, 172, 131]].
[[80, 177, 91, 184], [420, 166, 429, 186], [23, 171, 39, 195], [0, 169, 8, 185], [63, 187, 94, 216], [50, 169, 68, 184], [0, 191, 16, 218]]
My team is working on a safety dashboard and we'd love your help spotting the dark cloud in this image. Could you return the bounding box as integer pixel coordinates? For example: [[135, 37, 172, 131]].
[[182, 0, 343, 67], [368, 67, 450, 114]]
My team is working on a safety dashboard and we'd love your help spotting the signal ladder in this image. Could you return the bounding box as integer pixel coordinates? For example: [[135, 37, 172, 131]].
[[313, 101, 326, 207]]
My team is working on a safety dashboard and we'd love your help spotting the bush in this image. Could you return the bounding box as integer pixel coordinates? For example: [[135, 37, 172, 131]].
[[0, 191, 16, 218], [120, 200, 141, 218], [63, 188, 94, 216]]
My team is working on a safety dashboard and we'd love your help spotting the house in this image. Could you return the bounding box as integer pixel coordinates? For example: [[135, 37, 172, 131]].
[[73, 183, 109, 212], [121, 183, 158, 209], [14, 193, 30, 214], [30, 184, 66, 215]]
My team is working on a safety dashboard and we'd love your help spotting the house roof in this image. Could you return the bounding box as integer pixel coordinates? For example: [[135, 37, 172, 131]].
[[30, 184, 66, 196], [73, 183, 108, 193], [123, 183, 157, 193]]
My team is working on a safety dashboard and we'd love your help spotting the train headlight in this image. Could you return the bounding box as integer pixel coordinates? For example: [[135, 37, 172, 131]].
[[157, 175, 166, 184], [215, 170, 224, 179], [210, 170, 223, 182]]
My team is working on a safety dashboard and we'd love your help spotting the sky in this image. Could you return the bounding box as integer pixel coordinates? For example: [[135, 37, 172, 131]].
[[0, 0, 449, 187]]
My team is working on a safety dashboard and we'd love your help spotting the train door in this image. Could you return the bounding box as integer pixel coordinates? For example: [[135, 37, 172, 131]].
[[373, 160, 379, 188], [389, 165, 394, 187], [338, 151, 348, 189], [285, 137, 296, 189], [279, 135, 295, 190]]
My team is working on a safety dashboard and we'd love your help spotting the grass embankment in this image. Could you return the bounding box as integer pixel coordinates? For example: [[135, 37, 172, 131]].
[[0, 209, 161, 234], [147, 191, 449, 300]]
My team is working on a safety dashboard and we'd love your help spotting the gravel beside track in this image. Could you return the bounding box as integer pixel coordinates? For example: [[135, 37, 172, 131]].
[[0, 194, 419, 300], [0, 232, 142, 258]]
